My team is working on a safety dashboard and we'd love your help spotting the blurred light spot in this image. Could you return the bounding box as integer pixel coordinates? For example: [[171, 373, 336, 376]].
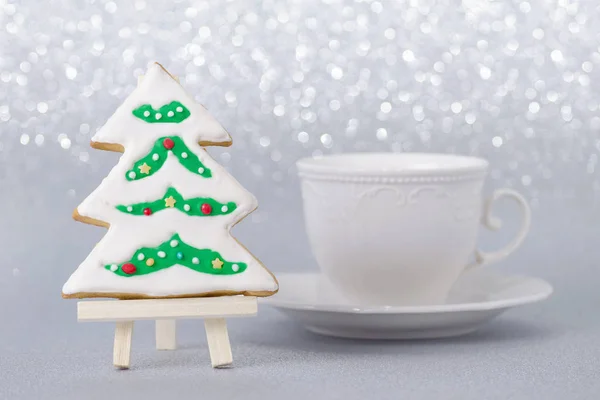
[[320, 133, 333, 148], [297, 132, 309, 143], [37, 102, 48, 113], [550, 50, 564, 63], [402, 50, 415, 62], [528, 102, 540, 113], [331, 66, 343, 80], [451, 102, 463, 113], [547, 91, 559, 102], [105, 2, 117, 13], [259, 137, 271, 147], [35, 134, 45, 146], [519, 2, 531, 13], [65, 65, 77, 79], [58, 133, 72, 149], [479, 66, 491, 80]]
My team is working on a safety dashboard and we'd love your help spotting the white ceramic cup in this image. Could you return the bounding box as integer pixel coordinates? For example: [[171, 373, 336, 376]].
[[297, 153, 531, 306]]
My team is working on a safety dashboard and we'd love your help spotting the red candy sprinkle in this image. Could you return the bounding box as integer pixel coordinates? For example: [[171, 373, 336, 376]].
[[143, 208, 152, 216], [162, 138, 175, 149], [121, 263, 136, 275], [201, 203, 212, 215]]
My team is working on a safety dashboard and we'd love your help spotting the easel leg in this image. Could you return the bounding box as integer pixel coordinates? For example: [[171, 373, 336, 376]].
[[204, 318, 233, 368], [113, 321, 134, 369], [155, 319, 177, 350]]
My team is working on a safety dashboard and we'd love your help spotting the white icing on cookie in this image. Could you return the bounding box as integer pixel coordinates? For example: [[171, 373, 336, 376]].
[[62, 63, 278, 298], [91, 63, 231, 146]]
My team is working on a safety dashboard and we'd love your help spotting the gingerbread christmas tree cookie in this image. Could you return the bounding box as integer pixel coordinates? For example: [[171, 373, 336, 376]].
[[62, 63, 278, 299]]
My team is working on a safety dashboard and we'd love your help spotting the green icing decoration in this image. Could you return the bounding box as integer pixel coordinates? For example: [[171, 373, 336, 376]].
[[116, 187, 237, 216], [126, 136, 211, 181], [132, 101, 190, 123], [105, 234, 247, 277]]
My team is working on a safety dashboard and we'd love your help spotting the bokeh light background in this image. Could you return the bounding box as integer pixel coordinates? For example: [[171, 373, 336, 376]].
[[0, 0, 599, 298]]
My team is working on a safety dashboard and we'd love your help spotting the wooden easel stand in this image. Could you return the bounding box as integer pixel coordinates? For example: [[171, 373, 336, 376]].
[[77, 296, 258, 369]]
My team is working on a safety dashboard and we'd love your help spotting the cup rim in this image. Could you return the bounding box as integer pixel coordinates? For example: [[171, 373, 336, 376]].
[[296, 152, 489, 177]]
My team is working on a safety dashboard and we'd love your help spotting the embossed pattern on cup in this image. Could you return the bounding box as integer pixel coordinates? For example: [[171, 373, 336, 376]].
[[297, 153, 530, 306]]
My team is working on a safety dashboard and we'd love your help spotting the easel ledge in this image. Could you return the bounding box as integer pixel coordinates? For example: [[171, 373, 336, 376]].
[[77, 296, 258, 369], [78, 296, 257, 321]]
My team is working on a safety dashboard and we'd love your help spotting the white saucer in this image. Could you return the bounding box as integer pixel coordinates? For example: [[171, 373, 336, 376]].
[[262, 270, 553, 339]]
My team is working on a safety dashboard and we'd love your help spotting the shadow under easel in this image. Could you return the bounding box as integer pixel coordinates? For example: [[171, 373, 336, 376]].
[[119, 314, 565, 371]]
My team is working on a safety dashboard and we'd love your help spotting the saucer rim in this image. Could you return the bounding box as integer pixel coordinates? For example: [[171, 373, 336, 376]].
[[261, 272, 553, 314]]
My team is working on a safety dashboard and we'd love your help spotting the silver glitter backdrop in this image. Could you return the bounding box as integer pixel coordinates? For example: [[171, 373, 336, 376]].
[[2, 0, 600, 199], [0, 1, 599, 282]]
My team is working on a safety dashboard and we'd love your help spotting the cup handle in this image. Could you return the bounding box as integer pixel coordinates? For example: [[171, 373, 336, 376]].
[[465, 188, 532, 270]]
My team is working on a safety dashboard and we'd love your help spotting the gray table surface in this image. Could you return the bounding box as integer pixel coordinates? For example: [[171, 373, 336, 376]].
[[1, 166, 599, 399]]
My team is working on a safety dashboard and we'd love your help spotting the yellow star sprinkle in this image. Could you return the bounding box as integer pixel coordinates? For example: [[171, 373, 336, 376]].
[[138, 163, 151, 174], [211, 258, 224, 269], [164, 196, 176, 208]]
